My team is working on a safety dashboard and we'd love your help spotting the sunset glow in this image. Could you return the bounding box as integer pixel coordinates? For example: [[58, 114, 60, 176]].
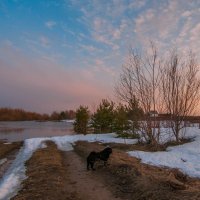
[[0, 0, 200, 113]]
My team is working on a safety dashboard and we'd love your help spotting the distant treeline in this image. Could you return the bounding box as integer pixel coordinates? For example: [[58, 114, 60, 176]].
[[0, 108, 75, 121]]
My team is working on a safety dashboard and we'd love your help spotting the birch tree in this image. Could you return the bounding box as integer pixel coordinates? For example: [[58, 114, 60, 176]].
[[161, 50, 200, 142]]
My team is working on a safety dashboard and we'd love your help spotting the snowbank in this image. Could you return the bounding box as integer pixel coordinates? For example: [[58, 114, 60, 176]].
[[128, 127, 200, 178], [0, 133, 137, 199], [138, 126, 197, 144], [0, 138, 47, 200]]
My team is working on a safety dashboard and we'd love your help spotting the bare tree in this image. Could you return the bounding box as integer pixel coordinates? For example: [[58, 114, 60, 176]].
[[115, 43, 162, 146], [161, 50, 200, 142]]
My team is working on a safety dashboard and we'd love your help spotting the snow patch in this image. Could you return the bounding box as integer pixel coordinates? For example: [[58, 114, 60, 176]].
[[41, 142, 47, 149], [0, 138, 48, 199], [128, 127, 200, 178]]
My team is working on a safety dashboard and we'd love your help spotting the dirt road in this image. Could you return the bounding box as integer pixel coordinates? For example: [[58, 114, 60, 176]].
[[63, 151, 121, 200], [12, 141, 121, 200]]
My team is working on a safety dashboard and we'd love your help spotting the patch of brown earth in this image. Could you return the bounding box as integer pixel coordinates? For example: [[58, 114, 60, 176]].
[[0, 141, 22, 159], [63, 151, 122, 200], [0, 141, 23, 179], [74, 141, 200, 200]]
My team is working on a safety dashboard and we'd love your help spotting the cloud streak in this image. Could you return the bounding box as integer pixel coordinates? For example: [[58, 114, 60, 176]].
[[45, 20, 57, 29], [39, 36, 50, 48]]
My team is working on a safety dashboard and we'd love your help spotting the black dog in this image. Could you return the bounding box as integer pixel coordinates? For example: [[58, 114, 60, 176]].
[[87, 147, 112, 170]]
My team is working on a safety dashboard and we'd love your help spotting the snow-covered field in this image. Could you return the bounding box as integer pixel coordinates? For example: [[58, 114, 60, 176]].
[[1, 127, 200, 199], [128, 127, 200, 178], [0, 133, 137, 200]]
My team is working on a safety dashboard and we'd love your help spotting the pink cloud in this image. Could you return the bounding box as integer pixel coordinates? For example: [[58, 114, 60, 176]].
[[0, 43, 112, 113]]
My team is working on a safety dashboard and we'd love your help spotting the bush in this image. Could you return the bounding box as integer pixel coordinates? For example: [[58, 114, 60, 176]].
[[116, 131, 140, 139]]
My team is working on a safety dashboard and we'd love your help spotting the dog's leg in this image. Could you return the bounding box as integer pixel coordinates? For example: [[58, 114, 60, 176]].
[[91, 162, 96, 170], [87, 161, 90, 170]]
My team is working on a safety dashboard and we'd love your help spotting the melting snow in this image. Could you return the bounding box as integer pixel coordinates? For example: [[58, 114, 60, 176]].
[[0, 133, 137, 199], [1, 127, 200, 199], [128, 127, 200, 178]]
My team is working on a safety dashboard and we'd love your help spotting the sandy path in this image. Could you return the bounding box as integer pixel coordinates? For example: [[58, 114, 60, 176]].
[[63, 151, 121, 200]]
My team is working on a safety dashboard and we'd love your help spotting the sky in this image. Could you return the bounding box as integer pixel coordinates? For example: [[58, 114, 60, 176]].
[[0, 0, 200, 114]]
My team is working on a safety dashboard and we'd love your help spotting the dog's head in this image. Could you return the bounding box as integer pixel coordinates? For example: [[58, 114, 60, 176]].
[[103, 147, 112, 155]]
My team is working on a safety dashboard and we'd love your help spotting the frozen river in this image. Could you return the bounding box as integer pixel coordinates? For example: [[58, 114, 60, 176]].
[[0, 121, 74, 142]]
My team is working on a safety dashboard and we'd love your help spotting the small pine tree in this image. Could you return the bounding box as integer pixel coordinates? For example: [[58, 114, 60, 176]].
[[91, 99, 115, 133], [126, 96, 144, 133], [74, 106, 90, 134], [113, 104, 129, 134]]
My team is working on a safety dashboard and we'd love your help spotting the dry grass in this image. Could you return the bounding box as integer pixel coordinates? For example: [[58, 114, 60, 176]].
[[12, 141, 79, 200], [74, 141, 200, 200]]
